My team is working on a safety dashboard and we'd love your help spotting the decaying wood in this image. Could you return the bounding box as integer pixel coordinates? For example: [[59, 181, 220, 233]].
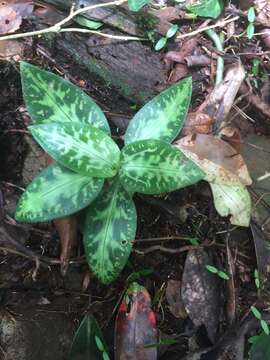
[[38, 0, 170, 103]]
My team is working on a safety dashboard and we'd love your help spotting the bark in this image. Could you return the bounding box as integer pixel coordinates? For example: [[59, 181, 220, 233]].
[[39, 0, 169, 103]]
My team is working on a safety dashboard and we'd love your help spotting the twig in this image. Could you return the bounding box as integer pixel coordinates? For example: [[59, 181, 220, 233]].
[[0, 0, 143, 42], [176, 16, 239, 40], [205, 29, 224, 85], [59, 28, 145, 41], [134, 243, 210, 255]]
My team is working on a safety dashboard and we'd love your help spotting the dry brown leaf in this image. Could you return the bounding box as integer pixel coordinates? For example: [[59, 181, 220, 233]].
[[166, 280, 187, 319], [54, 215, 78, 276], [182, 112, 214, 136], [0, 39, 23, 59], [254, 0, 270, 26], [199, 63, 246, 131], [175, 133, 252, 185], [0, 2, 33, 34], [0, 5, 21, 34], [219, 126, 241, 153]]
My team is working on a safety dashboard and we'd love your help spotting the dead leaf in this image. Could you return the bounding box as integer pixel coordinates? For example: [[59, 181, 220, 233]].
[[0, 2, 33, 35], [166, 279, 187, 318], [175, 133, 252, 185], [181, 249, 220, 343], [115, 282, 157, 360], [0, 6, 21, 34], [254, 0, 270, 26], [0, 40, 23, 59], [199, 63, 246, 131], [210, 183, 251, 226], [220, 126, 241, 153], [54, 215, 78, 276], [45, 155, 78, 275], [181, 112, 214, 136], [34, 3, 64, 25]]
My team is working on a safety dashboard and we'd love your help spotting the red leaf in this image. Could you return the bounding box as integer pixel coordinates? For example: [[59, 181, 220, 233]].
[[115, 282, 157, 360]]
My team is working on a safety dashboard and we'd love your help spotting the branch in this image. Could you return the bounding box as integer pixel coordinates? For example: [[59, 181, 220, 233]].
[[0, 0, 143, 42]]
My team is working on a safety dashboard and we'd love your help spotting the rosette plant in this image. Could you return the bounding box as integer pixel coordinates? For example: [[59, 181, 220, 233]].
[[16, 62, 205, 284]]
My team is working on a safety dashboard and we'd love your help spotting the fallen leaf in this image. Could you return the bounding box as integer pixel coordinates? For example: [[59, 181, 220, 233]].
[[54, 215, 78, 276], [181, 248, 220, 343], [199, 63, 246, 131], [220, 126, 241, 153], [254, 0, 270, 26], [0, 2, 33, 35], [166, 279, 187, 318], [115, 282, 157, 360], [210, 183, 251, 227], [181, 112, 214, 136], [175, 133, 252, 186], [0, 40, 23, 59]]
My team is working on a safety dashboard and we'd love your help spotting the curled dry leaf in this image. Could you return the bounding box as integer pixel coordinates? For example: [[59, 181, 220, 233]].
[[200, 63, 246, 131], [181, 249, 220, 343], [175, 133, 252, 186], [54, 215, 78, 276], [210, 183, 251, 227], [115, 282, 157, 360], [219, 126, 241, 154], [166, 279, 187, 319], [181, 112, 214, 136]]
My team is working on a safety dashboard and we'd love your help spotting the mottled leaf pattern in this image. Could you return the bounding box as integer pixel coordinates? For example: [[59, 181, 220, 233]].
[[16, 163, 103, 222], [29, 122, 120, 178], [69, 315, 109, 360], [119, 139, 205, 194], [20, 61, 110, 133], [124, 77, 192, 145], [83, 179, 137, 284]]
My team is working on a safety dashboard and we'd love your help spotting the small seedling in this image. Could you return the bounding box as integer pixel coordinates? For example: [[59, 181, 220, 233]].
[[206, 265, 230, 280], [254, 269, 260, 289], [247, 7, 256, 40], [155, 24, 179, 51], [251, 306, 270, 335], [16, 62, 205, 285]]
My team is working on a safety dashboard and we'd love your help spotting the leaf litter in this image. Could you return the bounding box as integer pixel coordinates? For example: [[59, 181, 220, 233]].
[[0, 0, 270, 358]]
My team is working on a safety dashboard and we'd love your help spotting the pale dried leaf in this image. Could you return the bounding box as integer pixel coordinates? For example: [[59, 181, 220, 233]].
[[210, 183, 251, 227], [175, 133, 252, 185]]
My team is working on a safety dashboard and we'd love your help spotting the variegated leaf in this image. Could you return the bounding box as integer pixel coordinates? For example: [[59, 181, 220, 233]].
[[20, 61, 110, 133], [15, 163, 103, 223], [124, 77, 192, 145], [83, 179, 137, 284], [119, 139, 205, 194], [29, 122, 120, 178]]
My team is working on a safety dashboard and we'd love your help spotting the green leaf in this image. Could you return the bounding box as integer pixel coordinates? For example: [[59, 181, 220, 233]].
[[154, 37, 167, 51], [20, 61, 110, 133], [251, 306, 262, 320], [247, 22, 255, 39], [83, 179, 137, 284], [218, 271, 230, 280], [15, 163, 103, 223], [206, 265, 218, 274], [29, 122, 120, 178], [74, 15, 103, 29], [124, 77, 192, 145], [69, 315, 109, 360], [210, 183, 251, 227], [261, 320, 270, 335], [248, 7, 256, 23], [166, 24, 178, 38], [250, 333, 270, 359], [128, 0, 150, 11], [119, 139, 205, 194], [187, 0, 223, 19]]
